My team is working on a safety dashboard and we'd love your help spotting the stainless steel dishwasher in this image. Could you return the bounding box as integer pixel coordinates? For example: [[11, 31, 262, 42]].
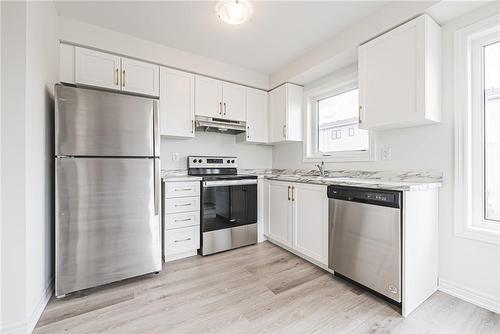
[[328, 185, 402, 303]]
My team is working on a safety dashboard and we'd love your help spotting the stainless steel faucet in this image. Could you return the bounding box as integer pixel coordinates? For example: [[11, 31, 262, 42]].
[[316, 161, 326, 177]]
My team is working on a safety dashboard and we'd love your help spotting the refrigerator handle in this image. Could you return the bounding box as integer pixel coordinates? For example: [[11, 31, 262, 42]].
[[154, 158, 160, 216], [153, 100, 160, 157]]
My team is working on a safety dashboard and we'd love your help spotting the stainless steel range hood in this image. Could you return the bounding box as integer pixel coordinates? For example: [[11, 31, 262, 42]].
[[195, 116, 246, 134]]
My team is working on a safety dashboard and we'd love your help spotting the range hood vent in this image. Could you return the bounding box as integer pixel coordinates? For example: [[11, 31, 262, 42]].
[[195, 116, 246, 134]]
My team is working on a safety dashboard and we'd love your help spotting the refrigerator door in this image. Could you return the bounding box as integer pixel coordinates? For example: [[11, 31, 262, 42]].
[[55, 157, 161, 296], [55, 84, 159, 157]]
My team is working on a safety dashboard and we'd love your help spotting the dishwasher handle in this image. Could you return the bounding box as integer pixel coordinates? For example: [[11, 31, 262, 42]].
[[327, 185, 401, 208]]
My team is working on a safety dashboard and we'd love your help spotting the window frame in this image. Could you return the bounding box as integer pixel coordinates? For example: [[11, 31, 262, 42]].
[[303, 72, 376, 163], [454, 13, 500, 245]]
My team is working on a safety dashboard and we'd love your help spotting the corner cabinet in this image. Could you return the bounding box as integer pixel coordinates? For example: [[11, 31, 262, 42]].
[[159, 67, 195, 138], [194, 75, 246, 121], [268, 83, 303, 143], [264, 180, 328, 266], [358, 14, 441, 130], [62, 44, 160, 97]]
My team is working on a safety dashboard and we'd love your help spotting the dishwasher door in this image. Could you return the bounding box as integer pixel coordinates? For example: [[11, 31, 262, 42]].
[[329, 198, 401, 302]]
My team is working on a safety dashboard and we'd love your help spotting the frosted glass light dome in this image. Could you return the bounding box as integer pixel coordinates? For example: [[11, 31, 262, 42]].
[[216, 0, 253, 25]]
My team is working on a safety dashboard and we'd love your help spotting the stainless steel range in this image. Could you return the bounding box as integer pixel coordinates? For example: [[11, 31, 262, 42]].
[[188, 156, 257, 255]]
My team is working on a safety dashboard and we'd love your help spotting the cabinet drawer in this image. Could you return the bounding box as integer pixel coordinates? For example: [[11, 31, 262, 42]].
[[165, 181, 200, 198], [165, 197, 200, 214], [164, 226, 200, 255], [165, 212, 200, 230]]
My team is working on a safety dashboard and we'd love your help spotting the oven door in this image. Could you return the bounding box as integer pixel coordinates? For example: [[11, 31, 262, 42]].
[[201, 179, 257, 233]]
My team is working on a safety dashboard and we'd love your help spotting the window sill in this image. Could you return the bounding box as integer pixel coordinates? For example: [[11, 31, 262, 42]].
[[303, 151, 376, 163], [455, 224, 500, 245]]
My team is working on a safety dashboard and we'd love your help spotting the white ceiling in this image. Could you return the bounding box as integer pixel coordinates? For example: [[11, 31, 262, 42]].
[[54, 1, 389, 74]]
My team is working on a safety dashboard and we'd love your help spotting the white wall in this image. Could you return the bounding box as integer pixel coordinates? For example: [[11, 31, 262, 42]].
[[0, 1, 58, 333], [161, 132, 272, 170], [58, 16, 269, 90], [25, 1, 58, 331], [272, 3, 500, 312], [1, 2, 28, 332]]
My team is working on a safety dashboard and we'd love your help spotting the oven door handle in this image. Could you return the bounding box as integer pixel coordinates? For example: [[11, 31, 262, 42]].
[[203, 179, 258, 187]]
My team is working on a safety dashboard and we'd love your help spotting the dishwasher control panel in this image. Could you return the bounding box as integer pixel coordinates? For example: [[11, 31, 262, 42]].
[[327, 186, 401, 208]]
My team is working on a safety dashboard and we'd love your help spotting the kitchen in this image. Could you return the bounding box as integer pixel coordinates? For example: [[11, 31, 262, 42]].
[[1, 1, 499, 333]]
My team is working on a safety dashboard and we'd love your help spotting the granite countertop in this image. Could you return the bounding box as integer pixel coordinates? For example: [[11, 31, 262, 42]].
[[161, 169, 443, 191]]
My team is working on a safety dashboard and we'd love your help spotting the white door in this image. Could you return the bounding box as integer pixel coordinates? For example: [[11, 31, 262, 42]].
[[358, 18, 420, 129], [159, 67, 194, 138], [246, 88, 268, 143], [75, 47, 120, 90], [195, 75, 223, 118], [292, 183, 328, 265], [268, 85, 287, 143], [266, 181, 292, 247], [222, 81, 246, 121], [121, 57, 160, 97]]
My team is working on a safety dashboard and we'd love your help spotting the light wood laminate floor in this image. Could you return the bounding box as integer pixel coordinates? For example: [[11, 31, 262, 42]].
[[35, 241, 499, 333]]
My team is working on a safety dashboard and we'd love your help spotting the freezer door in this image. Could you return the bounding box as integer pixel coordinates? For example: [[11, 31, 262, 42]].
[[55, 84, 159, 157], [56, 157, 161, 296]]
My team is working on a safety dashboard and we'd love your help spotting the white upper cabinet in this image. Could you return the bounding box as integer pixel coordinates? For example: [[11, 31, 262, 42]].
[[358, 14, 441, 130], [243, 88, 268, 143], [60, 43, 75, 84], [222, 81, 246, 121], [75, 47, 121, 90], [194, 75, 249, 122], [195, 75, 223, 118], [73, 46, 160, 97], [121, 57, 160, 97], [159, 67, 195, 138], [268, 83, 303, 143]]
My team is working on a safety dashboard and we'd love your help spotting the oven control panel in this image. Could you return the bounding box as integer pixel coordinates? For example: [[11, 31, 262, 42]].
[[188, 156, 237, 169]]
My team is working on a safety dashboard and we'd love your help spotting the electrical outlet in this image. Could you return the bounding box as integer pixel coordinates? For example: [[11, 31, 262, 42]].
[[172, 152, 179, 161], [381, 147, 392, 161]]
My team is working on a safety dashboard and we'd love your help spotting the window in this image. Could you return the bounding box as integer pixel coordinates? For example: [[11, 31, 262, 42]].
[[304, 72, 375, 162], [484, 41, 500, 222], [455, 14, 500, 244]]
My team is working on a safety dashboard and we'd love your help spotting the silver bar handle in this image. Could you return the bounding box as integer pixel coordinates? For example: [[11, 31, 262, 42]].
[[174, 188, 192, 191], [154, 159, 160, 216], [175, 203, 192, 207], [359, 105, 363, 124], [174, 218, 192, 222], [174, 238, 192, 243], [203, 179, 257, 187], [223, 102, 227, 115], [247, 125, 250, 139], [219, 102, 222, 115], [282, 124, 286, 138]]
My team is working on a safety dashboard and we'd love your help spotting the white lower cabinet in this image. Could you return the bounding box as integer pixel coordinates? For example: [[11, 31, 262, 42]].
[[163, 180, 201, 262], [264, 180, 328, 266]]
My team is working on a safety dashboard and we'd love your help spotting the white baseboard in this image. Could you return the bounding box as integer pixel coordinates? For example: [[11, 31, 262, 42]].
[[27, 278, 54, 333], [1, 279, 54, 334], [439, 278, 500, 314]]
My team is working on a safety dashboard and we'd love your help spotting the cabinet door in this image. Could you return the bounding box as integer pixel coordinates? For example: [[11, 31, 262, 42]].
[[285, 84, 304, 142], [222, 81, 246, 121], [266, 181, 292, 247], [195, 75, 223, 118], [121, 57, 160, 97], [159, 67, 194, 138], [268, 85, 287, 143], [75, 47, 120, 90], [292, 183, 328, 265], [245, 88, 268, 143], [358, 17, 421, 129]]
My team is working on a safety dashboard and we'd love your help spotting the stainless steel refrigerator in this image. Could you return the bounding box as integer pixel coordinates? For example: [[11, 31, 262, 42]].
[[55, 84, 161, 297]]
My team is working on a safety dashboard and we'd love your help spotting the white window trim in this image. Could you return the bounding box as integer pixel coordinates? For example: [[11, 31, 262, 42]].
[[303, 72, 376, 163], [454, 13, 500, 245]]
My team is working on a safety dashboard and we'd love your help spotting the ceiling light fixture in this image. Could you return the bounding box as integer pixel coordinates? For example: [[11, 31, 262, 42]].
[[216, 0, 253, 25]]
